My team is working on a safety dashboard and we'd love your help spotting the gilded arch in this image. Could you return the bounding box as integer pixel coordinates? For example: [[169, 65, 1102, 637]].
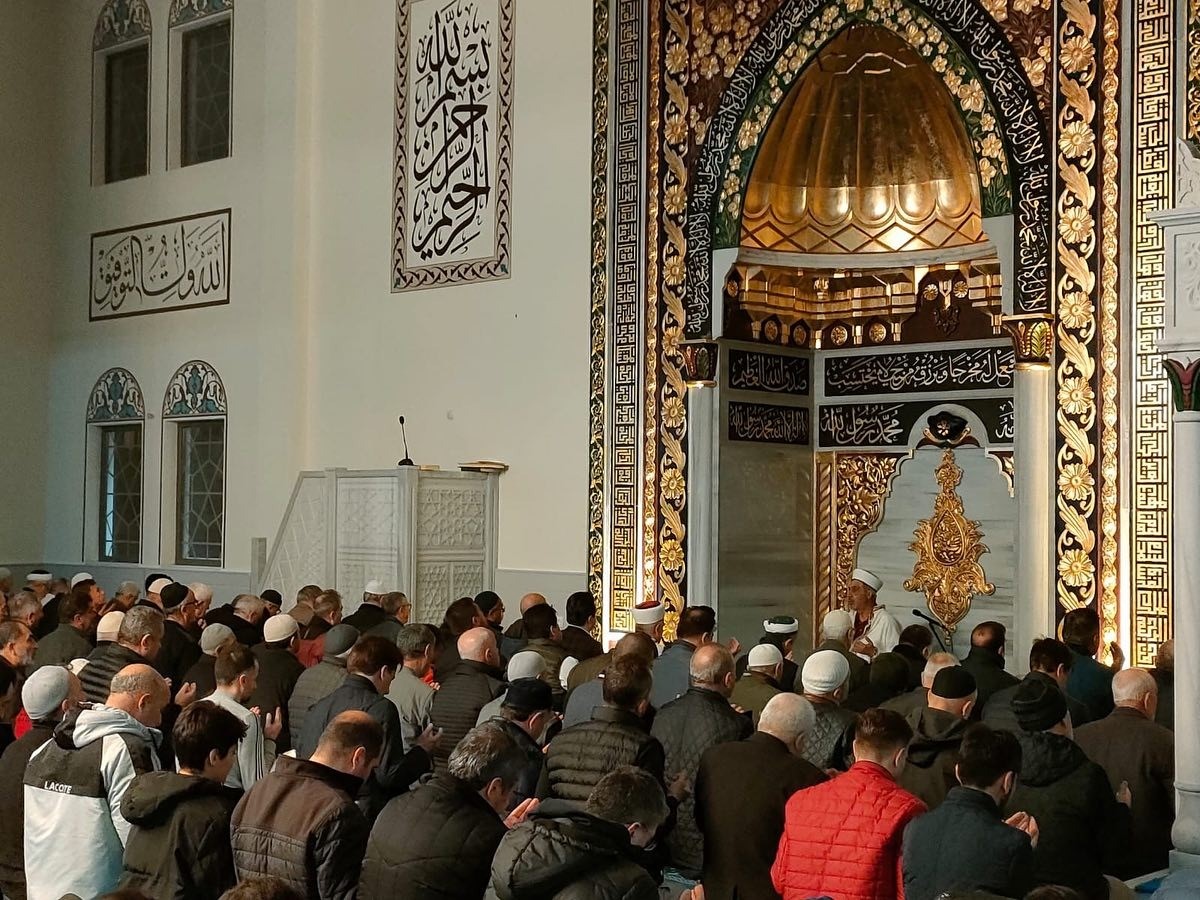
[[684, 0, 1050, 338]]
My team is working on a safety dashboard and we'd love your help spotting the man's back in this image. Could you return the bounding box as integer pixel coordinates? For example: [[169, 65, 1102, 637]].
[[80, 644, 144, 704], [289, 659, 348, 749], [901, 785, 1033, 900], [898, 707, 969, 810], [0, 723, 54, 900], [1006, 730, 1131, 898], [695, 733, 825, 900], [545, 707, 663, 802], [560, 625, 604, 663], [1075, 707, 1175, 877], [649, 641, 694, 708], [729, 673, 780, 726], [31, 625, 92, 671], [960, 647, 1019, 713], [1066, 650, 1116, 721], [485, 804, 658, 900], [119, 771, 239, 900], [429, 660, 504, 772], [387, 666, 435, 751], [249, 645, 305, 754], [23, 706, 160, 900], [156, 621, 201, 689], [359, 773, 506, 900], [561, 676, 604, 729], [801, 698, 858, 772], [651, 687, 751, 874], [984, 671, 1092, 731], [772, 761, 925, 900], [566, 651, 611, 692], [232, 755, 368, 899]]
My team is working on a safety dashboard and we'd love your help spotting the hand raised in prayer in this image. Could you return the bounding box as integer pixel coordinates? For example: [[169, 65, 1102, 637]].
[[667, 771, 691, 803], [1109, 642, 1126, 671], [415, 724, 442, 754], [851, 637, 877, 658], [504, 797, 539, 829], [726, 638, 741, 656], [174, 682, 198, 708], [1117, 781, 1132, 808], [1004, 812, 1039, 848], [264, 707, 283, 741], [680, 887, 706, 900]]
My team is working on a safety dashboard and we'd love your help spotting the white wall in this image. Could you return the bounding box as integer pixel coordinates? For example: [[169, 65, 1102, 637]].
[[4, 0, 592, 600]]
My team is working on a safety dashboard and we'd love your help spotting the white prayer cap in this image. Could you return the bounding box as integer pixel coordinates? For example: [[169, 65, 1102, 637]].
[[507, 650, 548, 681], [821, 609, 854, 640], [559, 656, 579, 690], [70, 572, 95, 589], [26, 570, 52, 583], [22, 666, 71, 721], [200, 623, 235, 655], [631, 601, 665, 626], [364, 579, 385, 596], [748, 644, 784, 668], [801, 649, 850, 695], [263, 614, 300, 643], [148, 577, 173, 595], [851, 568, 883, 592], [67, 658, 89, 675], [97, 611, 125, 643], [764, 616, 799, 635]]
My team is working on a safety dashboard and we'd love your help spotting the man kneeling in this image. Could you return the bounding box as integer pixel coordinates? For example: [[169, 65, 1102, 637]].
[[487, 766, 667, 899]]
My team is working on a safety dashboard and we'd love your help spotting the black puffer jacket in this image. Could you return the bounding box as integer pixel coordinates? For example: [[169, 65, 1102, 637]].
[[232, 755, 368, 899], [544, 706, 665, 802], [81, 643, 149, 704], [898, 706, 970, 810], [249, 644, 306, 755], [359, 773, 506, 900], [485, 802, 658, 900], [650, 688, 752, 875], [800, 695, 858, 771], [1006, 730, 1132, 899], [430, 659, 505, 772], [119, 771, 240, 900]]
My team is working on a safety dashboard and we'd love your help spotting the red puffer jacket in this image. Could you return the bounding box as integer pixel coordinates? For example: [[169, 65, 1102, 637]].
[[772, 760, 926, 900]]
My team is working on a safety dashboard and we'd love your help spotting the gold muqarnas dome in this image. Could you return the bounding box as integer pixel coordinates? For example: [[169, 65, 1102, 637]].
[[741, 25, 984, 255]]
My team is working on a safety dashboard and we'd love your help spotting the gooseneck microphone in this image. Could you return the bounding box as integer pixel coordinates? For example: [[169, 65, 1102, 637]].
[[911, 608, 950, 652], [398, 416, 415, 467]]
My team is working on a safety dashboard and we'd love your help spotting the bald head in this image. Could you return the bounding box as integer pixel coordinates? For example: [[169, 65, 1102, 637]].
[[1113, 668, 1158, 716], [107, 664, 170, 728], [921, 652, 960, 689], [758, 693, 816, 755], [519, 593, 547, 615], [614, 631, 657, 664], [459, 627, 500, 666], [313, 710, 385, 779], [690, 644, 736, 697]]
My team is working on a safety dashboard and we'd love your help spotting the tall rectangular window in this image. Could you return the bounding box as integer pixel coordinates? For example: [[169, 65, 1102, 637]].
[[180, 20, 232, 167], [104, 44, 150, 183], [176, 419, 225, 566], [99, 425, 143, 563]]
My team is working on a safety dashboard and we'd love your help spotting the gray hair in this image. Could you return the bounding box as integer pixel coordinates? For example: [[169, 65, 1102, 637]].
[[109, 666, 167, 699], [448, 721, 528, 791], [759, 693, 816, 744], [233, 594, 266, 618], [921, 652, 960, 687], [188, 582, 213, 603], [381, 592, 410, 615], [397, 623, 438, 659], [689, 644, 734, 686], [0, 621, 30, 648], [118, 606, 165, 646], [1112, 667, 1157, 704], [115, 581, 140, 599], [7, 591, 40, 623]]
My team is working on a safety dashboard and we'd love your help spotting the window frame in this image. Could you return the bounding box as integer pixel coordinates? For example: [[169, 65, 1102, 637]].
[[173, 417, 227, 568], [97, 423, 145, 564], [92, 36, 152, 186], [168, 10, 234, 170]]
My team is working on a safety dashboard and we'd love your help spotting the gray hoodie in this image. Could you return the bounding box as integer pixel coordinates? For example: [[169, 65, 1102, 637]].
[[23, 705, 161, 900]]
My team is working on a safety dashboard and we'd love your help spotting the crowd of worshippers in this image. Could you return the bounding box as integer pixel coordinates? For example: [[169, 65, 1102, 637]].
[[0, 565, 1177, 900]]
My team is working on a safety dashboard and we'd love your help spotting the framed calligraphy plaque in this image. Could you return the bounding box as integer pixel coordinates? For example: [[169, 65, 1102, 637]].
[[728, 349, 810, 396], [817, 398, 1014, 449], [392, 0, 514, 291], [728, 401, 810, 445], [90, 209, 231, 321], [824, 346, 1014, 397]]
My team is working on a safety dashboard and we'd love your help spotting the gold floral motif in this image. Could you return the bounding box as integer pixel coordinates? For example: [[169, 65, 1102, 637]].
[[834, 455, 903, 609], [1061, 35, 1095, 73], [904, 450, 995, 632], [1058, 206, 1094, 242], [1058, 549, 1096, 587], [661, 467, 685, 500], [662, 396, 686, 429], [1059, 377, 1096, 417], [659, 539, 684, 572], [1060, 291, 1094, 330], [1059, 121, 1094, 159], [1058, 463, 1095, 501]]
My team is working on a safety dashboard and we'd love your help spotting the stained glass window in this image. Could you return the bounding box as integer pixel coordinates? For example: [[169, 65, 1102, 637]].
[[104, 43, 150, 183], [99, 425, 143, 563], [176, 419, 225, 566], [180, 20, 232, 166]]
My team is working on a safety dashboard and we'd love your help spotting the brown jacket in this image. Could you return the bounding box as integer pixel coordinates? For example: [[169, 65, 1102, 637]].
[[231, 755, 368, 899], [1075, 705, 1175, 877]]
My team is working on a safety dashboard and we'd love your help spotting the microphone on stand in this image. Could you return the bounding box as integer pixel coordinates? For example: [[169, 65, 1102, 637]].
[[911, 608, 950, 653], [397, 415, 415, 467]]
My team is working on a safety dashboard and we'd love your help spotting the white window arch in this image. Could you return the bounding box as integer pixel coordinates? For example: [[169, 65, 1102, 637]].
[[86, 367, 146, 563]]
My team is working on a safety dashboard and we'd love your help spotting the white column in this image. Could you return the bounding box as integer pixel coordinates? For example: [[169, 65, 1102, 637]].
[[686, 385, 718, 611], [1171, 410, 1200, 868], [1011, 359, 1056, 676]]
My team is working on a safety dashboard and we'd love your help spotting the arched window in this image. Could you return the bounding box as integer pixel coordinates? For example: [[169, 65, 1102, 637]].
[[93, 0, 152, 184], [162, 360, 228, 566], [169, 0, 233, 168], [87, 368, 146, 563]]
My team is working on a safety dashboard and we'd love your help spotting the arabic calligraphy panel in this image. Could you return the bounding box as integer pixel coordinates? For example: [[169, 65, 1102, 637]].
[[727, 402, 810, 445], [393, 0, 514, 291], [818, 399, 1015, 449], [728, 349, 810, 396], [90, 209, 231, 321], [824, 346, 1015, 398]]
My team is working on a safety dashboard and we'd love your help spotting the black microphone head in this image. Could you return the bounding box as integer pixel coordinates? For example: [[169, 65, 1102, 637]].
[[399, 415, 406, 425], [912, 609, 925, 618]]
